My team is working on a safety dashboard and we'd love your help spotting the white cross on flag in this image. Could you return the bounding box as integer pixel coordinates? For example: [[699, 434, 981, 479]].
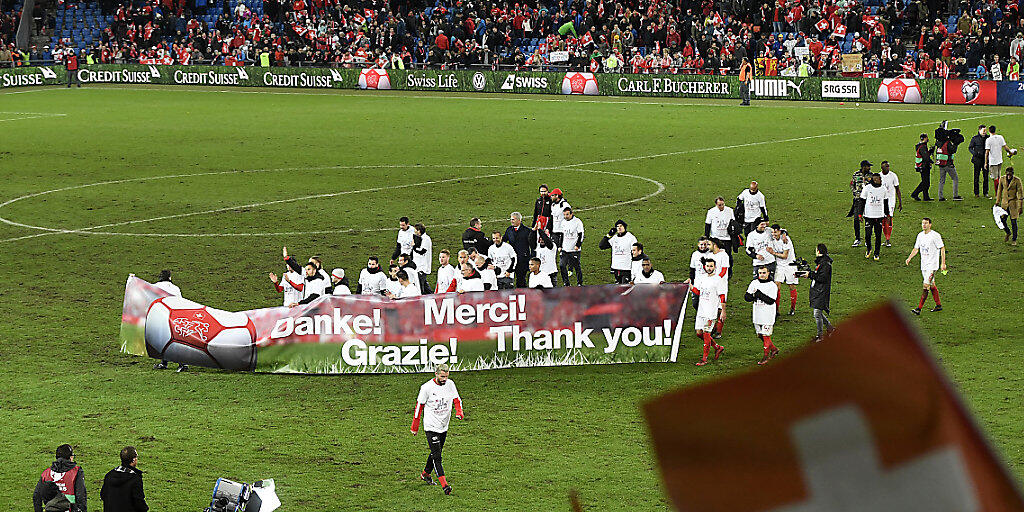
[[644, 303, 1024, 512]]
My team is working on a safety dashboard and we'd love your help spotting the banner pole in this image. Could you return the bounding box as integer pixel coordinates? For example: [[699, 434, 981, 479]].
[[669, 280, 690, 363]]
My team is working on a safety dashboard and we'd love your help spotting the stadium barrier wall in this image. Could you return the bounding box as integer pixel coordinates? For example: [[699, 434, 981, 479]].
[[122, 275, 693, 374], [3, 64, 955, 105]]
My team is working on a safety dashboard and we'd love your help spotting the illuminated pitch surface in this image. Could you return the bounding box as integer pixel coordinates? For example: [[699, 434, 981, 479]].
[[1, 85, 1020, 511]]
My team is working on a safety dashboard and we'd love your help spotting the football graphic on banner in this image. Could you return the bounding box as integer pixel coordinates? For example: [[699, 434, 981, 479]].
[[145, 296, 257, 370], [877, 78, 922, 103], [944, 79, 997, 105], [358, 68, 391, 90], [561, 72, 599, 95]]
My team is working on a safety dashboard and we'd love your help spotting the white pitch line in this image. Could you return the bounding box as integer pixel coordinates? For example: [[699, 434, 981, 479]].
[[0, 111, 68, 115], [6, 84, 1018, 114], [0, 166, 663, 241], [0, 111, 1007, 243], [0, 114, 65, 122]]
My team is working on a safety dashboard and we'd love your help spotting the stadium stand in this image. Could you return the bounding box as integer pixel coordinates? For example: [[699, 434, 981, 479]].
[[17, 0, 1024, 79]]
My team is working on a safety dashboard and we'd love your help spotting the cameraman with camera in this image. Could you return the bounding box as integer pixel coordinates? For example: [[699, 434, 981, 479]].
[[796, 244, 833, 342]]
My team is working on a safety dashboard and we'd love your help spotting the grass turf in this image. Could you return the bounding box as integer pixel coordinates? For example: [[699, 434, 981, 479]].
[[1, 85, 1022, 511]]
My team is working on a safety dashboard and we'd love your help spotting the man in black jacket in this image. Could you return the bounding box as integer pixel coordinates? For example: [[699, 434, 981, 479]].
[[100, 447, 148, 512], [33, 444, 87, 512], [531, 184, 552, 231], [504, 212, 534, 288], [968, 124, 989, 197], [798, 243, 833, 342], [461, 217, 491, 254]]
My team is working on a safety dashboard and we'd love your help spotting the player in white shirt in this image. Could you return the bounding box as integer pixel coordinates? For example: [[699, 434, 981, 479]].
[[152, 270, 188, 372], [386, 270, 421, 299], [410, 364, 463, 495], [598, 219, 639, 283], [705, 196, 736, 272], [487, 232, 517, 289], [549, 188, 571, 248], [558, 208, 585, 286], [628, 242, 647, 283], [691, 258, 726, 367], [533, 229, 559, 286], [474, 255, 498, 291], [412, 224, 433, 289], [767, 225, 798, 316], [357, 257, 389, 295], [457, 263, 486, 293], [859, 173, 891, 260], [736, 181, 768, 235], [632, 256, 665, 284], [707, 239, 731, 338], [270, 266, 304, 306], [392, 216, 415, 265], [688, 237, 712, 283], [905, 217, 946, 315], [527, 257, 554, 288], [434, 250, 459, 293], [384, 264, 404, 297], [396, 254, 422, 295], [330, 269, 351, 295], [744, 266, 780, 365], [453, 250, 471, 291], [984, 125, 1014, 188], [879, 161, 902, 247], [744, 220, 775, 278]]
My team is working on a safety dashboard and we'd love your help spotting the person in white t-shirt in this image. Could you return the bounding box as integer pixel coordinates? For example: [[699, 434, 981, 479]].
[[905, 217, 946, 315], [736, 181, 768, 235], [632, 256, 665, 284], [691, 258, 726, 367], [386, 270, 421, 299], [434, 250, 459, 293], [744, 266, 780, 365], [457, 263, 486, 293], [767, 225, 798, 316], [410, 364, 463, 495], [859, 173, 891, 260], [879, 161, 902, 247], [708, 239, 730, 338], [270, 267, 304, 306], [384, 264, 404, 297], [330, 268, 351, 295], [533, 229, 559, 286], [558, 208, 585, 286], [392, 216, 415, 265], [396, 254, 422, 295], [598, 219, 639, 283], [704, 196, 736, 272], [357, 257, 389, 295], [474, 255, 498, 291], [985, 125, 1014, 189], [527, 257, 554, 288], [487, 232, 517, 289], [152, 270, 188, 372], [745, 220, 775, 278], [412, 223, 433, 291]]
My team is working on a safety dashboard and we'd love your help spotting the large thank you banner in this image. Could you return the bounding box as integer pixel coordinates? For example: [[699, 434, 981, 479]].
[[120, 275, 690, 373]]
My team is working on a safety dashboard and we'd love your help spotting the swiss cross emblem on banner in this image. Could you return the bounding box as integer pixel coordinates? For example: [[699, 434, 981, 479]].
[[644, 303, 1024, 512]]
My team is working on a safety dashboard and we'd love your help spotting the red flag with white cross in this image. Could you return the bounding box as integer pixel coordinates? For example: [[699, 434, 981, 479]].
[[644, 302, 1024, 512]]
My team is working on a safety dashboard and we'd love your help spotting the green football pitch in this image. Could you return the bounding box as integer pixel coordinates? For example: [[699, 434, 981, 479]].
[[1, 85, 1022, 511]]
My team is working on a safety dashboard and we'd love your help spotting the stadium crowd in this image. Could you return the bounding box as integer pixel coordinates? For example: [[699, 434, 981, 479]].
[[27, 0, 1024, 78]]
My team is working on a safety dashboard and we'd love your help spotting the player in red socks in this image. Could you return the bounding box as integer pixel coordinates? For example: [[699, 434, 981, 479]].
[[745, 266, 780, 365], [411, 364, 463, 495], [768, 225, 799, 315], [691, 258, 726, 366], [905, 217, 946, 315]]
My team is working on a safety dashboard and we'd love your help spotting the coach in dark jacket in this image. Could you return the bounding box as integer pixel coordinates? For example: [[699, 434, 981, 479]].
[[968, 124, 989, 197], [100, 447, 148, 512], [803, 244, 833, 341], [503, 212, 534, 287], [461, 217, 492, 254]]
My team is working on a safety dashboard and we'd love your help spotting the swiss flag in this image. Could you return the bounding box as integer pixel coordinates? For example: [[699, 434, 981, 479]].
[[831, 23, 846, 38], [814, 18, 829, 33], [645, 303, 1024, 512]]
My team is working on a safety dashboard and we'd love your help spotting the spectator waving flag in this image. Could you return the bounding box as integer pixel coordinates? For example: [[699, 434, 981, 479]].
[[581, 31, 593, 46], [352, 13, 365, 25], [815, 18, 830, 33], [832, 23, 847, 38]]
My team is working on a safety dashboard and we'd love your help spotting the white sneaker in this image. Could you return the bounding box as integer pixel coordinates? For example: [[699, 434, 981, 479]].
[[851, 239, 861, 247], [884, 240, 891, 247]]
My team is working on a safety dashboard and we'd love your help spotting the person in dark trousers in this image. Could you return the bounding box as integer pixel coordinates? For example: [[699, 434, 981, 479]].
[[969, 124, 990, 197], [461, 217, 491, 254], [503, 212, 534, 288], [531, 184, 552, 231], [798, 244, 833, 343], [34, 444, 87, 512], [911, 133, 934, 201], [847, 160, 872, 247], [100, 447, 148, 512], [66, 51, 81, 87]]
